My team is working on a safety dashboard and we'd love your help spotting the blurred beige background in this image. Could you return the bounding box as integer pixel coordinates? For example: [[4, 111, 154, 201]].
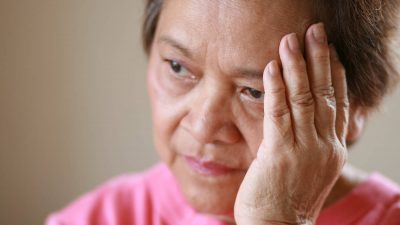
[[0, 1, 399, 225]]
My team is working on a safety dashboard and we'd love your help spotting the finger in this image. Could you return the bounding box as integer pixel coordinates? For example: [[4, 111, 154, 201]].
[[279, 33, 316, 143], [330, 45, 350, 145], [305, 23, 336, 138], [262, 60, 293, 150]]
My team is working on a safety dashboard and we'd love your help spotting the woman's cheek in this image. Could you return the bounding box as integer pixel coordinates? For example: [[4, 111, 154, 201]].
[[233, 100, 264, 157], [147, 64, 192, 132], [147, 69, 181, 164], [148, 67, 193, 104]]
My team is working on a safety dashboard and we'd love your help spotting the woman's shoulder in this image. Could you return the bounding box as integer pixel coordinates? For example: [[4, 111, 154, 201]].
[[45, 163, 170, 225], [317, 172, 400, 225], [363, 173, 400, 225], [364, 173, 400, 201]]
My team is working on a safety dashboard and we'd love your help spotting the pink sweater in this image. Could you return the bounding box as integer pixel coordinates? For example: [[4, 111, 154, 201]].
[[46, 163, 400, 225]]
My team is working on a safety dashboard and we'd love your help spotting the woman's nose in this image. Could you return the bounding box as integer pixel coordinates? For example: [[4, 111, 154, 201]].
[[182, 89, 241, 145]]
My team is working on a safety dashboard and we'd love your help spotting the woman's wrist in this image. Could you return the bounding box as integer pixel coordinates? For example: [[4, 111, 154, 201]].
[[236, 217, 314, 225], [235, 211, 314, 225]]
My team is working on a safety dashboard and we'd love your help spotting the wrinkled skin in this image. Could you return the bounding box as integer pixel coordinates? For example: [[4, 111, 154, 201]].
[[146, 0, 367, 224], [234, 30, 349, 224]]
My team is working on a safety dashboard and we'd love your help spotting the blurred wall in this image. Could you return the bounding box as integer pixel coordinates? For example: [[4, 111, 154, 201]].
[[0, 1, 399, 225]]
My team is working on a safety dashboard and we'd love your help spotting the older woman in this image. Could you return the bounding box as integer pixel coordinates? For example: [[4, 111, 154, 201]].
[[47, 0, 400, 224]]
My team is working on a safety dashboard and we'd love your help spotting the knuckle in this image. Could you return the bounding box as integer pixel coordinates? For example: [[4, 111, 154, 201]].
[[267, 106, 290, 118], [319, 144, 347, 168], [334, 92, 350, 114], [337, 96, 350, 109], [313, 85, 335, 98], [290, 90, 314, 107], [267, 86, 286, 95], [327, 97, 337, 109], [314, 86, 337, 109], [265, 87, 290, 118], [330, 145, 347, 165], [312, 48, 330, 63]]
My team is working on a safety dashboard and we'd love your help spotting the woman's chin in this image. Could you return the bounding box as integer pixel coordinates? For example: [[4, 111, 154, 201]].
[[175, 170, 245, 214], [168, 154, 247, 214], [182, 182, 237, 214]]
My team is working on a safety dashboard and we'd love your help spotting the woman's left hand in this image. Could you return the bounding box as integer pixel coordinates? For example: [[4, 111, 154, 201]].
[[234, 23, 349, 225]]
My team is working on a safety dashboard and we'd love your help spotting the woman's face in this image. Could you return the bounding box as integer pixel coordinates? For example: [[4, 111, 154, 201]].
[[147, 0, 314, 214]]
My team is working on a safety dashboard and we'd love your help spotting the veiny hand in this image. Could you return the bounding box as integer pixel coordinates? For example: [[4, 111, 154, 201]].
[[234, 23, 349, 225]]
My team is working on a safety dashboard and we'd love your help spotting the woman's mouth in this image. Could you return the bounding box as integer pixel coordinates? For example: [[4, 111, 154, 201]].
[[183, 156, 236, 176]]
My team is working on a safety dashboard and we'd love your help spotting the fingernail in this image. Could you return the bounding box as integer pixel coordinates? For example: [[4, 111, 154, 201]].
[[287, 33, 300, 53], [312, 23, 327, 44]]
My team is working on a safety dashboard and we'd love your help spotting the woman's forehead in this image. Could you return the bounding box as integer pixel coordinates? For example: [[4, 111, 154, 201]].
[[157, 0, 313, 66], [160, 0, 314, 34]]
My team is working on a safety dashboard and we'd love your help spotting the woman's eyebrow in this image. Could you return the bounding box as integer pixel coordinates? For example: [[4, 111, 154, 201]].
[[158, 35, 264, 80], [157, 35, 193, 59], [235, 68, 264, 80]]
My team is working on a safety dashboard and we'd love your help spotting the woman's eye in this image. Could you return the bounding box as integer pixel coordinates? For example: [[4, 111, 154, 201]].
[[168, 60, 193, 79], [242, 87, 265, 103]]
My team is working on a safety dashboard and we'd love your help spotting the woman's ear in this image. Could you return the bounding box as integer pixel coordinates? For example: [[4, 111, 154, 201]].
[[346, 106, 368, 144]]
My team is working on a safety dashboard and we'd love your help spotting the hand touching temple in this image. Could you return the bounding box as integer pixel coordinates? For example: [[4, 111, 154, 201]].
[[47, 1, 400, 224]]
